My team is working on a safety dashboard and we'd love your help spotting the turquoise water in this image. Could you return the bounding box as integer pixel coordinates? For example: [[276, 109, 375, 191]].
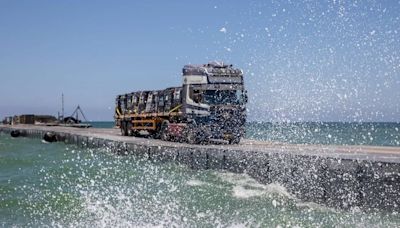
[[246, 122, 400, 147], [88, 121, 400, 146], [88, 121, 115, 129], [1, 133, 400, 226]]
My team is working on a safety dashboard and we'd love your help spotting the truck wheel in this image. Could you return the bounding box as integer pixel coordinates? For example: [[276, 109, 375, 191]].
[[186, 130, 199, 144], [127, 123, 134, 136], [121, 121, 128, 136], [160, 121, 170, 141], [120, 121, 124, 135], [153, 122, 162, 139], [132, 130, 140, 137], [229, 136, 241, 144]]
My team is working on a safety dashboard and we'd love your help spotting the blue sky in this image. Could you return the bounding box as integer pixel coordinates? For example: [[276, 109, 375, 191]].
[[0, 0, 399, 121]]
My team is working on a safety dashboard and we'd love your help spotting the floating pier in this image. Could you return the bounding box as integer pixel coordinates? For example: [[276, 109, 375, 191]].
[[1, 124, 399, 212]]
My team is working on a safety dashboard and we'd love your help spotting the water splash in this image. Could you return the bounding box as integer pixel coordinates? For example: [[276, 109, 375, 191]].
[[1, 135, 399, 227]]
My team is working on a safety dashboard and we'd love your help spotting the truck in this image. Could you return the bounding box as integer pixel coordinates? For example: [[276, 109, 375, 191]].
[[114, 62, 247, 144]]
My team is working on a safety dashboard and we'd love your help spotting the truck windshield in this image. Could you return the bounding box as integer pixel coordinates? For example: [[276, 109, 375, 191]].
[[203, 90, 245, 105]]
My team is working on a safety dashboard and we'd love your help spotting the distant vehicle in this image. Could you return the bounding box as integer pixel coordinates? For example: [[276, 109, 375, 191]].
[[114, 62, 247, 144]]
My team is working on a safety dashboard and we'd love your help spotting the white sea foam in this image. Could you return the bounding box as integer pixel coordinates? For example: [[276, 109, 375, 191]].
[[76, 188, 183, 227], [295, 201, 338, 213], [186, 179, 207, 187], [216, 172, 294, 199], [232, 185, 265, 198], [227, 223, 248, 228], [216, 172, 340, 213]]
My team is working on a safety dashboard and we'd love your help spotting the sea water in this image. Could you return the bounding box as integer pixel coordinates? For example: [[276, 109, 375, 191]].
[[1, 128, 399, 227], [246, 122, 400, 147]]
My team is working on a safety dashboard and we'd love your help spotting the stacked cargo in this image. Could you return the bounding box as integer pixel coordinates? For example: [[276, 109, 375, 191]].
[[115, 62, 247, 144]]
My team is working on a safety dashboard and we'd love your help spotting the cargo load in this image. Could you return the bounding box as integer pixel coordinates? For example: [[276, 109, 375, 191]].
[[115, 62, 247, 144]]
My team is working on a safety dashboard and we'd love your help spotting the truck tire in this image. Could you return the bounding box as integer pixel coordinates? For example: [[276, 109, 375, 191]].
[[185, 120, 201, 144], [152, 122, 162, 139], [121, 121, 128, 136], [186, 129, 199, 144], [160, 121, 170, 141], [229, 136, 241, 144], [132, 130, 140, 137], [127, 122, 134, 136]]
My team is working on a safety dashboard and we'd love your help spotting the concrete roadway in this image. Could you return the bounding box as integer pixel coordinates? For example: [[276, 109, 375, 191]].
[[2, 124, 400, 163]]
